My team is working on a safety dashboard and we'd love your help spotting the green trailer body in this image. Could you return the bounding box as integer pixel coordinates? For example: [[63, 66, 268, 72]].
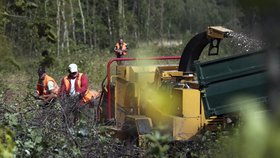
[[194, 50, 269, 118]]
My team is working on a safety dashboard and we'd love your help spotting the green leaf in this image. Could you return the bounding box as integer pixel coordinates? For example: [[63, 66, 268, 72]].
[[34, 136, 42, 144], [36, 146, 43, 152], [26, 2, 38, 9], [4, 113, 18, 126], [15, 0, 25, 7], [24, 140, 34, 149]]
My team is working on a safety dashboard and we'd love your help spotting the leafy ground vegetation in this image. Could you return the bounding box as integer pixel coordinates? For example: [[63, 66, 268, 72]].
[[0, 45, 162, 157]]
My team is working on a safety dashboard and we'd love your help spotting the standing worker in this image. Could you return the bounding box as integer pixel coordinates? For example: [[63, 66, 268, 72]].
[[59, 63, 100, 123], [114, 37, 128, 64], [36, 67, 59, 105]]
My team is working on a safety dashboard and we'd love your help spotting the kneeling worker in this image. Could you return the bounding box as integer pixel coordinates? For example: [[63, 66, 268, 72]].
[[36, 67, 59, 104]]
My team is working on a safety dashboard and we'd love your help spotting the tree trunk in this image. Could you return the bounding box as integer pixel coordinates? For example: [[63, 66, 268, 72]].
[[189, 7, 192, 32], [60, 1, 64, 53], [122, 0, 125, 36], [85, 0, 93, 48], [92, 0, 97, 47], [44, 0, 49, 17], [56, 0, 61, 56], [146, 0, 151, 42], [168, 20, 171, 39], [118, 0, 123, 36], [133, 0, 138, 44], [1, 0, 6, 35], [160, 0, 164, 46], [61, 0, 70, 55], [106, 1, 112, 45], [132, 0, 137, 15], [78, 0, 86, 43], [69, 0, 76, 42]]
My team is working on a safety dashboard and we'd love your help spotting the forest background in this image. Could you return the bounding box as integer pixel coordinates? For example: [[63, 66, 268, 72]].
[[0, 0, 263, 88], [1, 0, 280, 157]]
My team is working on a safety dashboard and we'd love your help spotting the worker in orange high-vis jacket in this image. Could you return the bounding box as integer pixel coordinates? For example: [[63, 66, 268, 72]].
[[36, 67, 59, 104], [60, 63, 100, 104], [60, 63, 100, 123], [114, 37, 128, 65]]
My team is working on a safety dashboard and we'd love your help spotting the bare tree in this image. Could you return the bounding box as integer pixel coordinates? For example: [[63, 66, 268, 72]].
[[61, 0, 70, 54], [69, 0, 76, 42], [85, 0, 93, 48], [92, 0, 97, 47], [78, 0, 86, 43], [44, 0, 49, 17], [56, 0, 61, 56], [133, 0, 138, 44], [106, 0, 113, 45], [160, 0, 164, 45], [146, 0, 151, 42], [118, 0, 123, 36]]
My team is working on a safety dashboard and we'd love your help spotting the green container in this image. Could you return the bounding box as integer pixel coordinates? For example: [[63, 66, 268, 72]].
[[194, 50, 268, 118]]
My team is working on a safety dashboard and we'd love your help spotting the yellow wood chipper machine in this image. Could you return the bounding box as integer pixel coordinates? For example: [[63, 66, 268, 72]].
[[98, 26, 268, 143]]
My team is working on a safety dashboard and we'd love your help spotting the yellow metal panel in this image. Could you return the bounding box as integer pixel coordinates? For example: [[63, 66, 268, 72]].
[[201, 101, 206, 124], [171, 89, 203, 140], [116, 65, 127, 80], [172, 88, 201, 117], [135, 72, 155, 83], [115, 107, 126, 127], [125, 115, 153, 128], [173, 116, 201, 140], [154, 65, 179, 86], [161, 71, 183, 79], [130, 66, 156, 83], [207, 26, 233, 39], [115, 79, 139, 125], [115, 78, 128, 106], [182, 89, 201, 117], [130, 66, 157, 73], [117, 65, 157, 83]]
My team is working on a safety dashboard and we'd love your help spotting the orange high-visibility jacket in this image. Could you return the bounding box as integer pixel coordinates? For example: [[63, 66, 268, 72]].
[[62, 73, 95, 103], [37, 74, 59, 96], [115, 42, 127, 55]]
